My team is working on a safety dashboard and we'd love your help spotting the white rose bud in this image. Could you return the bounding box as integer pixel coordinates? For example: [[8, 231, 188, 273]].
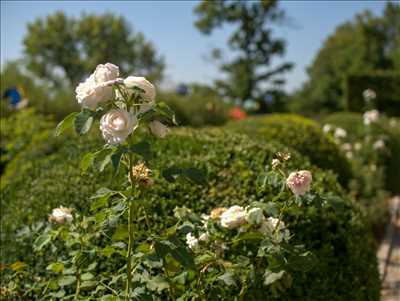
[[122, 76, 156, 102], [94, 63, 119, 83], [49, 206, 73, 224], [149, 120, 169, 138], [286, 170, 312, 196], [100, 109, 137, 144], [245, 207, 265, 225], [220, 205, 247, 229]]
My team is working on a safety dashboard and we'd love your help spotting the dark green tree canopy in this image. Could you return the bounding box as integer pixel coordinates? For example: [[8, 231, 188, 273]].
[[292, 2, 399, 113], [194, 0, 292, 111], [23, 12, 165, 87]]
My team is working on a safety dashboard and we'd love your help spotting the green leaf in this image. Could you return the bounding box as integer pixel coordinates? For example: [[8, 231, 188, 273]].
[[90, 196, 109, 211], [155, 102, 177, 125], [263, 270, 285, 286], [55, 112, 78, 136], [155, 237, 196, 270], [80, 152, 96, 174], [146, 276, 170, 293], [289, 250, 317, 272], [47, 262, 64, 273], [81, 272, 94, 281], [58, 275, 76, 287], [218, 272, 236, 287], [183, 168, 207, 185], [74, 110, 93, 135], [33, 233, 51, 251], [111, 150, 123, 172]]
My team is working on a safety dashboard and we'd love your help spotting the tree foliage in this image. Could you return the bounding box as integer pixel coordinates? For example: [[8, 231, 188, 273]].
[[291, 2, 400, 113], [194, 0, 292, 112], [23, 12, 164, 87]]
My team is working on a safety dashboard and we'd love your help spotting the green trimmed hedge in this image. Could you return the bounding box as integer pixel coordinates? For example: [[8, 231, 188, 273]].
[[227, 114, 353, 188], [1, 110, 380, 300]]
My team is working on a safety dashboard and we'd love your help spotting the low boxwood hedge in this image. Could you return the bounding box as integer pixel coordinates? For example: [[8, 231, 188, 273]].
[[1, 111, 379, 300], [227, 114, 353, 188]]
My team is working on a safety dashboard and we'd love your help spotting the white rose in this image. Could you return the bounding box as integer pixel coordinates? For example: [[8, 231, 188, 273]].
[[341, 143, 352, 152], [245, 207, 265, 225], [49, 206, 73, 224], [373, 140, 385, 150], [286, 170, 312, 196], [363, 110, 379, 125], [100, 109, 137, 144], [149, 120, 169, 138], [76, 75, 113, 110], [220, 205, 247, 229], [186, 233, 199, 249], [199, 232, 209, 242], [121, 76, 156, 102], [323, 124, 332, 133], [259, 217, 284, 235], [354, 142, 362, 151], [94, 63, 119, 83], [334, 128, 347, 139]]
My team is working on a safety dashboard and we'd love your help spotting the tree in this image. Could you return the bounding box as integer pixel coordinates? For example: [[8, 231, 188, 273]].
[[23, 12, 165, 87], [291, 2, 399, 113], [194, 0, 292, 112]]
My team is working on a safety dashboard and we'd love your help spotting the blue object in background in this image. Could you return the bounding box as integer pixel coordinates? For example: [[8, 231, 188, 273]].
[[3, 87, 21, 107], [176, 84, 189, 96]]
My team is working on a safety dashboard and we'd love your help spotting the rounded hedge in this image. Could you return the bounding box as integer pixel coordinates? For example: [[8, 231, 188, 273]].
[[1, 113, 379, 300], [227, 114, 353, 188]]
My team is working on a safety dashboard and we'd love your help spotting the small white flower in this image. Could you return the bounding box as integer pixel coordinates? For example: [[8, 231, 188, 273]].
[[271, 159, 280, 169], [363, 110, 379, 125], [49, 206, 73, 224], [286, 170, 312, 196], [363, 89, 376, 102], [245, 207, 265, 225], [354, 142, 362, 151], [100, 109, 137, 144], [220, 205, 247, 229], [186, 233, 199, 249], [341, 143, 352, 152], [346, 151, 353, 159], [119, 76, 156, 103], [93, 63, 119, 83], [373, 140, 385, 150], [323, 124, 332, 133], [149, 120, 169, 138], [334, 128, 347, 139]]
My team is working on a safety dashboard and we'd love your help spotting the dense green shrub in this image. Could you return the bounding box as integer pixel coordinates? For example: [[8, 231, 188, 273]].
[[161, 92, 231, 127], [344, 72, 400, 116], [1, 111, 380, 300], [227, 114, 353, 187]]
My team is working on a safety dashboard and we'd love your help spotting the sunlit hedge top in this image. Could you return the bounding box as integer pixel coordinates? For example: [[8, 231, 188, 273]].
[[227, 114, 353, 188]]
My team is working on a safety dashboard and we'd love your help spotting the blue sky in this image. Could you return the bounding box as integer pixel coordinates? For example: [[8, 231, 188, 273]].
[[1, 1, 388, 92]]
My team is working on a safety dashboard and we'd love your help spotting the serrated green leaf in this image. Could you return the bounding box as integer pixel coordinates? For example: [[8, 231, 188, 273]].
[[55, 112, 78, 136], [74, 110, 93, 135], [146, 275, 170, 293], [80, 152, 96, 174], [263, 270, 285, 286], [58, 275, 76, 287], [46, 262, 64, 273], [218, 272, 236, 287], [81, 272, 94, 281], [33, 233, 51, 252]]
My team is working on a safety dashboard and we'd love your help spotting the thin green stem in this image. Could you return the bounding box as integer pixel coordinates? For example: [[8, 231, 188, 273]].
[[125, 153, 136, 301]]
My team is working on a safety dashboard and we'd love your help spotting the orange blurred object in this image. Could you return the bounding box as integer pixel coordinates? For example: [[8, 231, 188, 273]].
[[229, 107, 247, 120]]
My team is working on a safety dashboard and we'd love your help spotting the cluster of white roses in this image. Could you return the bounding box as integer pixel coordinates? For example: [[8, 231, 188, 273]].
[[76, 63, 169, 144], [323, 124, 347, 140], [185, 205, 291, 250]]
